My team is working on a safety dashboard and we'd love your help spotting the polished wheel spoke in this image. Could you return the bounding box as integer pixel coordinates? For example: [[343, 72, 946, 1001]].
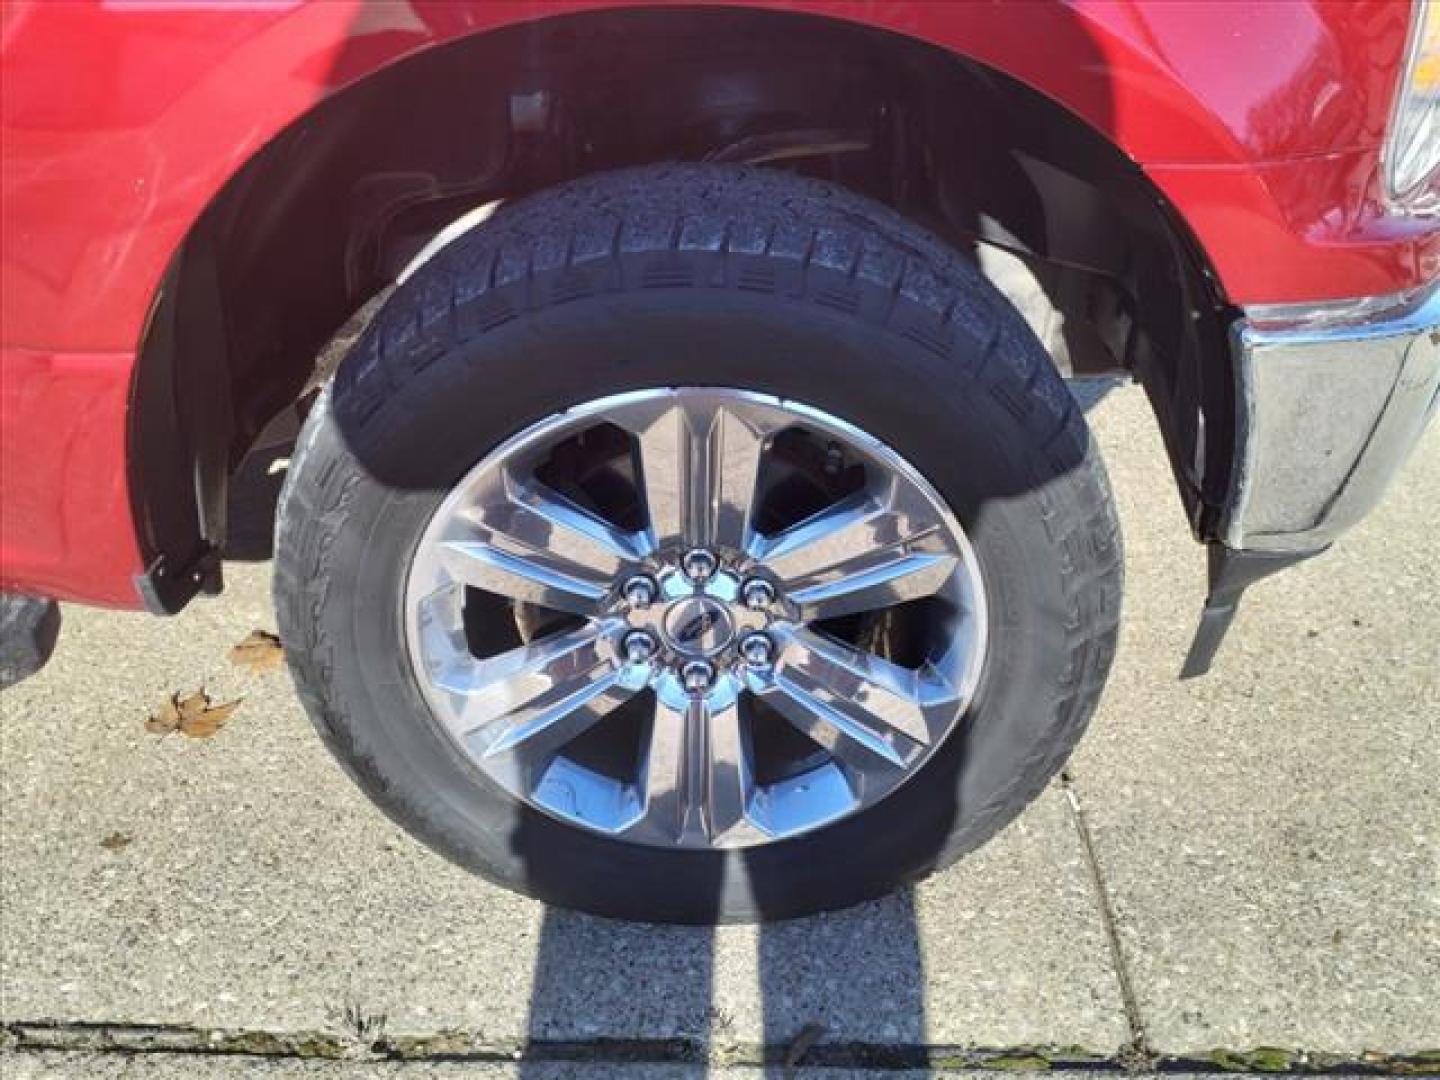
[[434, 620, 634, 768], [755, 627, 958, 784], [630, 399, 771, 554], [750, 482, 959, 620], [440, 473, 644, 614], [634, 689, 759, 844]]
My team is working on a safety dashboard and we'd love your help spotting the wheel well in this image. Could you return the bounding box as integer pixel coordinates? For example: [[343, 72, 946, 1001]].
[[133, 5, 1233, 609]]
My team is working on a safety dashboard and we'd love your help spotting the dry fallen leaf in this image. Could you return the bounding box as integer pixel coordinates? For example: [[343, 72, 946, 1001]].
[[145, 690, 242, 738], [144, 695, 182, 734], [229, 629, 285, 673], [180, 696, 241, 738]]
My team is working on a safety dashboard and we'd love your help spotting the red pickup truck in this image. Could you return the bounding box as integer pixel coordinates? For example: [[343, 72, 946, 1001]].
[[2, 1, 1436, 923]]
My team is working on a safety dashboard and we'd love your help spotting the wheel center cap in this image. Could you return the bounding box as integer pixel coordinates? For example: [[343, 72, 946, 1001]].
[[661, 596, 735, 658]]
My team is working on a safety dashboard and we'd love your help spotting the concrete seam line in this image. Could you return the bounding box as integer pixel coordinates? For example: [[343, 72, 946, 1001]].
[[1060, 770, 1154, 1071], [4, 1021, 1440, 1075]]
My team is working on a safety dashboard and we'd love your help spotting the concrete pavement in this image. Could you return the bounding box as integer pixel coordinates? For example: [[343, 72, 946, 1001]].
[[2, 385, 1436, 1077]]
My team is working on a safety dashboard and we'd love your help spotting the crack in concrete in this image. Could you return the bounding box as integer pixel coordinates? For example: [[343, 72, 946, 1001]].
[[5, 1020, 1439, 1075], [1060, 771, 1154, 1071]]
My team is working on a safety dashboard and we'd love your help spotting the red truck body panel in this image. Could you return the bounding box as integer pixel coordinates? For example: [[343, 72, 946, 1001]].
[[1, 0, 1434, 608]]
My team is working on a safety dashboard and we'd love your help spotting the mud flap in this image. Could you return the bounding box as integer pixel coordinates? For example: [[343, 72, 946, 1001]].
[[1181, 543, 1321, 679]]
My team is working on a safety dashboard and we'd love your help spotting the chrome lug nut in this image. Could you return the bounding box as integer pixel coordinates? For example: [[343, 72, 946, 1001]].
[[681, 548, 718, 583], [681, 659, 716, 694], [741, 578, 776, 610], [739, 631, 775, 669], [622, 629, 659, 665], [622, 574, 657, 609]]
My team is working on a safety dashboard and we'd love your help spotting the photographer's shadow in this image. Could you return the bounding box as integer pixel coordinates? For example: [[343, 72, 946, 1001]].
[[519, 888, 926, 1075]]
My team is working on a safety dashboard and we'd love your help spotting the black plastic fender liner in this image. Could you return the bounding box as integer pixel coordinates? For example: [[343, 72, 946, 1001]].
[[130, 5, 1236, 625], [129, 245, 231, 614]]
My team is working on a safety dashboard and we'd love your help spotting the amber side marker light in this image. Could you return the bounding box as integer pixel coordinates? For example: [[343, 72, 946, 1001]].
[[1385, 0, 1440, 210]]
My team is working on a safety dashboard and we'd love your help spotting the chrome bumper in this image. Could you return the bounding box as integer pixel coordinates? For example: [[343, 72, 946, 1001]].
[[1222, 283, 1440, 554]]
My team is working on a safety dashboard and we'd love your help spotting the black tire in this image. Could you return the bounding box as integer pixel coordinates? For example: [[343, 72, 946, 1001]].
[[0, 594, 60, 689], [274, 164, 1121, 923]]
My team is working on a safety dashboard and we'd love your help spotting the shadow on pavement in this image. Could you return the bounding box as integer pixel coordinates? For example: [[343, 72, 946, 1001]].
[[519, 894, 926, 1074]]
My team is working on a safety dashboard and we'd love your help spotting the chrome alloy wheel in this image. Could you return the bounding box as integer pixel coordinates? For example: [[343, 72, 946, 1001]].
[[404, 389, 988, 849]]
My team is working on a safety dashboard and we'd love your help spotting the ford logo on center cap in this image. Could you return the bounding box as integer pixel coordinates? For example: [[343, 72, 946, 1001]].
[[661, 596, 735, 657]]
